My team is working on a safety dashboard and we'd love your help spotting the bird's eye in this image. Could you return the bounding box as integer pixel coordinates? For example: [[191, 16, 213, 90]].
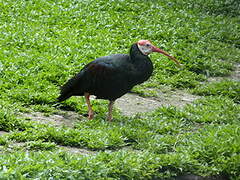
[[146, 44, 151, 47]]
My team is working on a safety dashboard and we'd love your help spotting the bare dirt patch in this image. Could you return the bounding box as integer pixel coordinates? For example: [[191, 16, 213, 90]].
[[20, 88, 200, 124], [21, 111, 84, 128], [0, 131, 8, 136], [115, 89, 200, 116], [59, 145, 97, 155], [1, 140, 96, 155], [230, 63, 240, 81]]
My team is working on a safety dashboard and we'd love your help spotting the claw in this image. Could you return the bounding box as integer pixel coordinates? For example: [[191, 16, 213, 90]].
[[88, 110, 94, 120]]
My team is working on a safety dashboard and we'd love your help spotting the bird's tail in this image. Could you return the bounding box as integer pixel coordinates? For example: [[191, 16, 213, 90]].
[[57, 71, 85, 102]]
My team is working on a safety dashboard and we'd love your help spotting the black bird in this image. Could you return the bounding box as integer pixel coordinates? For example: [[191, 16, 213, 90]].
[[58, 40, 180, 121]]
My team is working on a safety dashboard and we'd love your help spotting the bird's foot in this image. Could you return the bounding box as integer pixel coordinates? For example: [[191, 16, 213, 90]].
[[88, 110, 94, 120], [107, 115, 112, 122]]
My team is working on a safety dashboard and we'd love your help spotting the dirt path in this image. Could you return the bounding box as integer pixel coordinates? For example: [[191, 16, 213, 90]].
[[19, 87, 200, 126], [0, 131, 8, 136], [115, 89, 199, 116], [21, 111, 83, 128]]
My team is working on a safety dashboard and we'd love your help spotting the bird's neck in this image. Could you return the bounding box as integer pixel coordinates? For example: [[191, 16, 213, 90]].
[[129, 43, 153, 84], [129, 44, 152, 68], [129, 44, 148, 62]]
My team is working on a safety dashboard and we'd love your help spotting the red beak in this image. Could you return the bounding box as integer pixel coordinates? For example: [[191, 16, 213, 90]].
[[152, 46, 181, 66]]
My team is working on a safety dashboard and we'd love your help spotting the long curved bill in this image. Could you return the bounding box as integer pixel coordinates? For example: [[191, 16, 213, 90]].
[[152, 46, 181, 67]]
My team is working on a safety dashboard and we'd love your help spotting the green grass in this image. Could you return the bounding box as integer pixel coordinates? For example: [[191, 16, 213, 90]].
[[192, 80, 240, 103], [0, 0, 240, 179]]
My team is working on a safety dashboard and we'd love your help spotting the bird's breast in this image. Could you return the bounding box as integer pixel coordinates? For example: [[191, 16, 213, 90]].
[[130, 58, 153, 85]]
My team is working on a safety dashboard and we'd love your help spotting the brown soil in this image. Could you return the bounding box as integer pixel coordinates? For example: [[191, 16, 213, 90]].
[[115, 89, 200, 116], [21, 111, 84, 128]]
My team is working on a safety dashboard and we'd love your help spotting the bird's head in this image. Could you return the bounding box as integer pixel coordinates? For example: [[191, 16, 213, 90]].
[[137, 40, 181, 66]]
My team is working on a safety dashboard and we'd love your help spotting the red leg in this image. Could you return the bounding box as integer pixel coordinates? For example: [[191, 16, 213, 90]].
[[84, 93, 94, 120], [107, 101, 115, 121]]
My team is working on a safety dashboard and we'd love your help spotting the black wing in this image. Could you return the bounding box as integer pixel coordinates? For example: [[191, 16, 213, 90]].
[[58, 55, 131, 101]]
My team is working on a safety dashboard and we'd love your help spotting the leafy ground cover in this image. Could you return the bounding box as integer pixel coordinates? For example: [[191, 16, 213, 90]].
[[0, 0, 240, 179]]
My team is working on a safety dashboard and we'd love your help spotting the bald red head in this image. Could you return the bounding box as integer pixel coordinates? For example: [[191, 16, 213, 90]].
[[137, 40, 151, 46], [137, 40, 180, 66]]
